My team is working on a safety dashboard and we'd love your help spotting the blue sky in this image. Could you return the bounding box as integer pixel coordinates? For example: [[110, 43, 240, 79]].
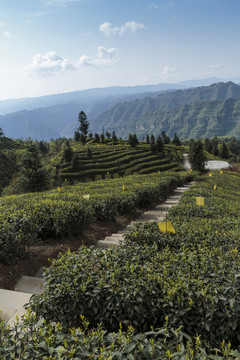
[[0, 0, 240, 99]]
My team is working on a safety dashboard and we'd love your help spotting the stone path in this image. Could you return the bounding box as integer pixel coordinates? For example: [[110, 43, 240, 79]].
[[96, 182, 195, 248], [0, 181, 195, 327]]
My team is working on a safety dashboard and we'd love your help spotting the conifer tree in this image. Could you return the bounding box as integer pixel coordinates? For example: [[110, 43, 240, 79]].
[[78, 111, 89, 144], [172, 133, 181, 146], [18, 144, 48, 193], [189, 140, 206, 172]]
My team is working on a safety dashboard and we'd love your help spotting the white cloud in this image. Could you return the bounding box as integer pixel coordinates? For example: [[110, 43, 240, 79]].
[[99, 21, 145, 37], [162, 66, 177, 76], [78, 46, 117, 67], [4, 30, 12, 38], [26, 51, 75, 76]]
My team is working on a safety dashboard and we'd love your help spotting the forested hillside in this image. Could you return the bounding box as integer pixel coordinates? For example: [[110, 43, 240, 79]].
[[92, 81, 240, 138]]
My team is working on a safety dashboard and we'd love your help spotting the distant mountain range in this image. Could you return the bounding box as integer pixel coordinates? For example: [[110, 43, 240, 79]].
[[1, 78, 240, 140], [92, 81, 240, 139]]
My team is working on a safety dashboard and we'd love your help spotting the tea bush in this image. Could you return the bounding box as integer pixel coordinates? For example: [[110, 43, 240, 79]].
[[27, 170, 240, 350], [29, 243, 240, 346], [2, 312, 240, 359], [0, 171, 194, 264]]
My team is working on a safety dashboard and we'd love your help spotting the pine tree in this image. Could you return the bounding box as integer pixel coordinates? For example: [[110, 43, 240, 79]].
[[156, 136, 164, 152], [172, 133, 181, 146], [78, 111, 89, 143], [150, 135, 155, 144], [219, 141, 230, 159], [18, 144, 48, 193], [112, 131, 117, 144], [189, 140, 206, 172], [204, 138, 212, 153]]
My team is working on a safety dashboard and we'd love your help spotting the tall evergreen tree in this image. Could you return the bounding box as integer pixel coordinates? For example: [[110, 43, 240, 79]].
[[150, 134, 155, 144], [78, 111, 89, 143], [18, 144, 48, 193], [211, 137, 219, 156], [112, 131, 117, 143], [204, 138, 212, 153], [189, 140, 206, 172], [156, 136, 164, 152], [172, 133, 181, 146], [219, 141, 230, 159]]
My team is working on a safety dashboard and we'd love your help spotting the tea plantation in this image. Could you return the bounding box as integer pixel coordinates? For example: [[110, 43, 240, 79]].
[[0, 170, 192, 264], [52, 142, 183, 183], [2, 171, 240, 358]]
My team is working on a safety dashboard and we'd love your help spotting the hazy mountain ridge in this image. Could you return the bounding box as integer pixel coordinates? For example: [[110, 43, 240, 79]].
[[1, 79, 240, 140], [92, 82, 240, 135], [107, 97, 240, 139]]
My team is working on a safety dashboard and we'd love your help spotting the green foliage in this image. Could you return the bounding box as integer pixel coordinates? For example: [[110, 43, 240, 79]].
[[128, 134, 139, 147], [172, 133, 181, 146], [219, 141, 230, 159], [78, 111, 89, 139], [2, 313, 240, 359], [18, 144, 48, 193], [0, 172, 189, 264], [189, 140, 207, 172]]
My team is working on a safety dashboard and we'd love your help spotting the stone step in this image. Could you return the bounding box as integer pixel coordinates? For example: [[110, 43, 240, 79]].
[[0, 289, 31, 324], [104, 236, 123, 243], [96, 239, 120, 248], [110, 233, 124, 239], [14, 276, 45, 295]]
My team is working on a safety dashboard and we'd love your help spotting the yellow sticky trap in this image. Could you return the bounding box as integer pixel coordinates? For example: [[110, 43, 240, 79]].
[[220, 170, 223, 174], [214, 184, 217, 190], [196, 197, 204, 206], [158, 170, 161, 174], [209, 173, 212, 177], [158, 221, 176, 234], [107, 172, 109, 174], [122, 185, 125, 191], [83, 194, 90, 200], [57, 187, 61, 192]]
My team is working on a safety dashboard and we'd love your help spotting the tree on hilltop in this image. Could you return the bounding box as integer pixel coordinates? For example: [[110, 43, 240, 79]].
[[78, 111, 89, 144], [0, 128, 4, 137]]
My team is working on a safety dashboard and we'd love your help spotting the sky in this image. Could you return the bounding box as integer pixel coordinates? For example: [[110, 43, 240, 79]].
[[0, 0, 240, 100]]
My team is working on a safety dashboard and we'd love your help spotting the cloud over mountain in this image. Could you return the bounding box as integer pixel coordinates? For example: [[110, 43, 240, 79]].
[[78, 46, 117, 66], [26, 51, 75, 76], [99, 21, 145, 36]]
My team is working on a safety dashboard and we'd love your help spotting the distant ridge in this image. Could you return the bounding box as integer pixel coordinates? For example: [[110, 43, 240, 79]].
[[91, 81, 240, 138], [1, 80, 240, 140]]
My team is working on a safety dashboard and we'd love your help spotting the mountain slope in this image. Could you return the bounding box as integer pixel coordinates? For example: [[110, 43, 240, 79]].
[[92, 82, 240, 135], [118, 97, 240, 139]]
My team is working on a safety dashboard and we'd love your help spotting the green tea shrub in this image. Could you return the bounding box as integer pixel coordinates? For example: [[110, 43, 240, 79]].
[[2, 313, 240, 359], [29, 244, 240, 346]]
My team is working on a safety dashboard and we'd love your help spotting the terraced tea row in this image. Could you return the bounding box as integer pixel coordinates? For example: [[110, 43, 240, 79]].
[[0, 171, 193, 264]]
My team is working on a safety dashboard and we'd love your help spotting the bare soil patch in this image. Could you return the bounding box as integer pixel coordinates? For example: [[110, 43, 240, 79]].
[[0, 210, 144, 291]]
